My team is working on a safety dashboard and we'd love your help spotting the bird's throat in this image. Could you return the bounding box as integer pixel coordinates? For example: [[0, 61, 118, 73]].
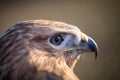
[[27, 50, 79, 80]]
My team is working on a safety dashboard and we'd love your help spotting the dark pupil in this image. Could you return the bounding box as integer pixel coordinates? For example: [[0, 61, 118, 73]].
[[51, 35, 63, 45]]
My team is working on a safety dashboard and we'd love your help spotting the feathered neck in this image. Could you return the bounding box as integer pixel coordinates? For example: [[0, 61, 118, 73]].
[[27, 50, 80, 80]]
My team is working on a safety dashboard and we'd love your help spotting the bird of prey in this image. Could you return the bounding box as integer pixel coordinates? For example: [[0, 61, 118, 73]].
[[0, 20, 98, 80]]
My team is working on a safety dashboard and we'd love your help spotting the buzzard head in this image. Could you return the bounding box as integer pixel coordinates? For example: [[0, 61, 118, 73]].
[[0, 20, 98, 80]]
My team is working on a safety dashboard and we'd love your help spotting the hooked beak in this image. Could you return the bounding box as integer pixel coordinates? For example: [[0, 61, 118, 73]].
[[80, 33, 98, 59]]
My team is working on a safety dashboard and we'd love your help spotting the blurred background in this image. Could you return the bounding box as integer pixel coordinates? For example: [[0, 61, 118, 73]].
[[0, 0, 120, 80]]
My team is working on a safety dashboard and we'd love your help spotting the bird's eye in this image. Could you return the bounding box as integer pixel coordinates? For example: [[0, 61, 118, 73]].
[[50, 35, 64, 45]]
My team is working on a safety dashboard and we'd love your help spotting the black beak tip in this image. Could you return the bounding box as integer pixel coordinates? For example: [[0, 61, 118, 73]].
[[88, 37, 98, 59]]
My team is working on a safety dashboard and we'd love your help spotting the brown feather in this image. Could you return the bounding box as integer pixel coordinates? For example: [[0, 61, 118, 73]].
[[0, 20, 80, 80]]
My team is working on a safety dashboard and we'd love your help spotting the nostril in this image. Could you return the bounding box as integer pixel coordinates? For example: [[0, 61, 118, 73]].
[[81, 33, 88, 43], [81, 39, 87, 43]]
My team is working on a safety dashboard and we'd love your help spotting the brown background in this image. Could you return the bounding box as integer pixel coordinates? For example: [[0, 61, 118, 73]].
[[0, 0, 120, 80]]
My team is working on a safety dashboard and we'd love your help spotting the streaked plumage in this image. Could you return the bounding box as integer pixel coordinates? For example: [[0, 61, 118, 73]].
[[0, 20, 98, 80]]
